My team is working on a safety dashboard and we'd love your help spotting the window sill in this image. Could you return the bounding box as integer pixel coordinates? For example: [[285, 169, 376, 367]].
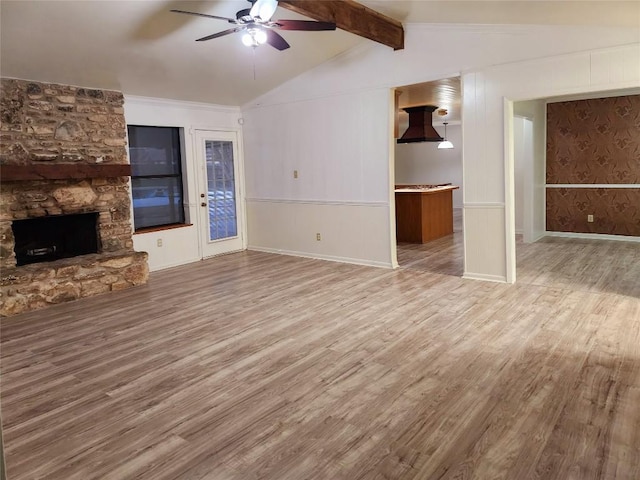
[[133, 223, 193, 235]]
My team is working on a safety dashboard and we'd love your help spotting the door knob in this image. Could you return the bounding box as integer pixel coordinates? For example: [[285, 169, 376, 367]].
[[200, 193, 205, 198], [201, 202, 207, 207]]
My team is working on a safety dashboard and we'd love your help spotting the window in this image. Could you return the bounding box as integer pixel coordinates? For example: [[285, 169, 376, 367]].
[[127, 126, 185, 230]]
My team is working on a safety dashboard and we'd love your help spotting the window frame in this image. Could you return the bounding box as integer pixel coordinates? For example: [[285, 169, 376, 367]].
[[127, 125, 187, 232]]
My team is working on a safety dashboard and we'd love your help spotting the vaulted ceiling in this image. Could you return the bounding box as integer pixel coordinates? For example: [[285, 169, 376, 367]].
[[1, 1, 364, 105], [1, 1, 638, 106]]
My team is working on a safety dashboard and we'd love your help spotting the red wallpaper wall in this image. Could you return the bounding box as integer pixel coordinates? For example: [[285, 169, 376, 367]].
[[546, 95, 640, 237], [547, 95, 640, 184]]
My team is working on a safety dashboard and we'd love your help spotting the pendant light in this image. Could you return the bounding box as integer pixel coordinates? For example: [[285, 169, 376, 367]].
[[438, 122, 454, 149]]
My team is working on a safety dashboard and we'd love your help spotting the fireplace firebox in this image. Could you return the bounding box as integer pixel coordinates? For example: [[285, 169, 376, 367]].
[[12, 212, 100, 266]]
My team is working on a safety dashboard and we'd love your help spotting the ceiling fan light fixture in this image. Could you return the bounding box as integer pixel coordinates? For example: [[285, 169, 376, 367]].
[[172, 1, 334, 52], [254, 28, 267, 44], [241, 31, 256, 46], [242, 28, 267, 47]]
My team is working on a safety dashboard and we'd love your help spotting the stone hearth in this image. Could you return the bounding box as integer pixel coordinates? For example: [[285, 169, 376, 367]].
[[0, 78, 148, 317]]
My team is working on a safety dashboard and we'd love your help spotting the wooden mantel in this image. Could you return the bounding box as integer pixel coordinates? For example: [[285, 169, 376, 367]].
[[0, 164, 132, 182]]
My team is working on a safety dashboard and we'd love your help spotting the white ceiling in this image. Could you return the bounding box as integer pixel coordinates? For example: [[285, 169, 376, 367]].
[[0, 1, 364, 105], [362, 1, 640, 27], [1, 1, 638, 106]]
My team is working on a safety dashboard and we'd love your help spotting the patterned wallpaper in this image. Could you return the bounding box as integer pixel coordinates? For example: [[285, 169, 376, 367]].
[[546, 95, 640, 184], [546, 188, 640, 237], [546, 95, 640, 236]]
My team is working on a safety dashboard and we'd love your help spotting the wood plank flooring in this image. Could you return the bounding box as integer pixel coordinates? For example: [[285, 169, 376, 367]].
[[396, 209, 464, 276], [1, 231, 639, 479]]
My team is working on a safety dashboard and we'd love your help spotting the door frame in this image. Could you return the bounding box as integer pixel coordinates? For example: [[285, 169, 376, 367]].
[[191, 126, 247, 259]]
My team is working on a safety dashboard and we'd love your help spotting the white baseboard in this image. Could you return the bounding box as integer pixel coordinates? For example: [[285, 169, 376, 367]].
[[462, 272, 508, 283], [245, 197, 388, 207], [545, 231, 640, 243], [148, 256, 201, 273], [248, 245, 395, 269], [530, 232, 546, 242]]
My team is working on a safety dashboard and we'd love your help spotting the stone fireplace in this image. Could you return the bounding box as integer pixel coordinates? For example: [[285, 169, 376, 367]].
[[1, 78, 148, 317]]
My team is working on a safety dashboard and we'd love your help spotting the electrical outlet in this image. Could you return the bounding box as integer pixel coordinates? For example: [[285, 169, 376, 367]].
[[587, 214, 594, 223], [157, 238, 163, 247], [316, 233, 321, 241], [293, 170, 298, 179]]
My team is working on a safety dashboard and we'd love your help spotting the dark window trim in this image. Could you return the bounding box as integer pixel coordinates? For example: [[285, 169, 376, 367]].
[[134, 174, 180, 179], [127, 125, 186, 231]]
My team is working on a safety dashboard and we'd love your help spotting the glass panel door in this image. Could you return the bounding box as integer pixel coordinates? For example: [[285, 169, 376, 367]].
[[205, 140, 237, 241], [195, 130, 243, 258]]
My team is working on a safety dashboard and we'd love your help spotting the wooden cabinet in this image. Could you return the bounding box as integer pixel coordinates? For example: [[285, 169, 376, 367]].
[[395, 186, 459, 243]]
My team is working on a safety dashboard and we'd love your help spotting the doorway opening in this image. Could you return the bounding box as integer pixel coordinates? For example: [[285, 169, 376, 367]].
[[392, 76, 464, 276], [510, 90, 640, 296]]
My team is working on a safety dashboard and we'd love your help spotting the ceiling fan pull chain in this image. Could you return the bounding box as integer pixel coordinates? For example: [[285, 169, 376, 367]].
[[253, 46, 261, 81]]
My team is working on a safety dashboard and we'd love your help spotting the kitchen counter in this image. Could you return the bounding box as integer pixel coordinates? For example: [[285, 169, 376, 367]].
[[394, 185, 458, 194], [395, 185, 459, 243]]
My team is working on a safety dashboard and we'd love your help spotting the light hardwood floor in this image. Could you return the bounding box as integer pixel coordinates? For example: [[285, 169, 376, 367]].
[[1, 231, 639, 479], [396, 209, 464, 276]]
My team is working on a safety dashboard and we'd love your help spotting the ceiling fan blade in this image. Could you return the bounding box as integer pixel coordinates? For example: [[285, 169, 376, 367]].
[[265, 29, 290, 50], [250, 0, 278, 22], [170, 9, 237, 24], [196, 26, 245, 42], [272, 19, 336, 31]]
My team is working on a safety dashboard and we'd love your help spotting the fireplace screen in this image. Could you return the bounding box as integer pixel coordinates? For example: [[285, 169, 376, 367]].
[[12, 212, 100, 266]]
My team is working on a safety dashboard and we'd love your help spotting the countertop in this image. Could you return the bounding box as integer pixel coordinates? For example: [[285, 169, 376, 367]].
[[394, 185, 460, 194]]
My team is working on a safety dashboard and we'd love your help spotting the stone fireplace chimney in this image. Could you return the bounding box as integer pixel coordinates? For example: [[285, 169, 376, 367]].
[[0, 78, 148, 317]]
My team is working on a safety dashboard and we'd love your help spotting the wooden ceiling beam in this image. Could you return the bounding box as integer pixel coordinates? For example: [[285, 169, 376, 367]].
[[278, 0, 404, 50]]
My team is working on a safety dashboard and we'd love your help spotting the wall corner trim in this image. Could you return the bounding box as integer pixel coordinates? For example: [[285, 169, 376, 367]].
[[462, 272, 509, 283]]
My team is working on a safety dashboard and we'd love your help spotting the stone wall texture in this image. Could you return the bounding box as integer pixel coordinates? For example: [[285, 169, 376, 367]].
[[0, 78, 148, 317], [0, 78, 128, 166], [1, 251, 148, 317]]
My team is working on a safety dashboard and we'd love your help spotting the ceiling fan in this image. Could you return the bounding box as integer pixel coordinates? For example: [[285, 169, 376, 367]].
[[171, 0, 336, 51]]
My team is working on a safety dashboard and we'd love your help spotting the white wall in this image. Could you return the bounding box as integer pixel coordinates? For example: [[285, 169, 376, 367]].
[[124, 96, 242, 271], [512, 117, 527, 234], [245, 24, 639, 107], [514, 100, 547, 242], [242, 88, 396, 267], [464, 44, 640, 282], [241, 23, 639, 279]]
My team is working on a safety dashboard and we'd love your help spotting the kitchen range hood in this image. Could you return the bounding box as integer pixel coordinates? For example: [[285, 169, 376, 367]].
[[397, 105, 444, 143]]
